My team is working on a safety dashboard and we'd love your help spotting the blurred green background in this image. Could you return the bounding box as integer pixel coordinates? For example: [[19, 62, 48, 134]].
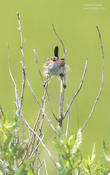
[[0, 0, 110, 173]]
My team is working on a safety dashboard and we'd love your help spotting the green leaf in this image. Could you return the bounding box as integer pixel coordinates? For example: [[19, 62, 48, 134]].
[[15, 165, 28, 175], [71, 129, 82, 154], [57, 126, 63, 137], [91, 144, 96, 163], [103, 140, 110, 161], [68, 136, 74, 146], [0, 164, 7, 174], [27, 168, 33, 175]]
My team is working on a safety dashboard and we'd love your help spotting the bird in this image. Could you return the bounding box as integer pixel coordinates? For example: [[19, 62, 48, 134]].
[[44, 46, 67, 88]]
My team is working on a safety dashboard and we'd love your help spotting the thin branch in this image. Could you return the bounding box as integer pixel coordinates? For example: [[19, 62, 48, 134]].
[[26, 74, 41, 106], [29, 94, 46, 156], [19, 88, 46, 165], [65, 94, 70, 138], [0, 105, 4, 117], [38, 168, 40, 175], [22, 119, 25, 142], [59, 77, 63, 127], [31, 85, 57, 146], [46, 90, 58, 121], [81, 26, 104, 132], [19, 87, 57, 166], [41, 89, 57, 134], [39, 98, 45, 137], [17, 12, 26, 112], [25, 62, 58, 130], [34, 49, 44, 82], [63, 58, 88, 119], [33, 49, 58, 121], [17, 12, 41, 114], [17, 14, 41, 109], [39, 115, 44, 137], [44, 160, 48, 175], [52, 24, 66, 59], [38, 157, 44, 175], [30, 135, 44, 158], [37, 160, 45, 172], [44, 112, 57, 134], [8, 46, 20, 145], [19, 111, 57, 167], [8, 47, 20, 115]]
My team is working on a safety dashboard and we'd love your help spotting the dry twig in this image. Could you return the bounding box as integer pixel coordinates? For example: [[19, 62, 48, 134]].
[[59, 77, 64, 127], [19, 84, 57, 167], [17, 12, 26, 112], [81, 26, 104, 132], [63, 58, 88, 119], [34, 49, 58, 121], [65, 94, 70, 138], [0, 105, 4, 117], [19, 110, 57, 167], [52, 24, 66, 59], [52, 25, 67, 128], [8, 47, 20, 116], [44, 160, 48, 175]]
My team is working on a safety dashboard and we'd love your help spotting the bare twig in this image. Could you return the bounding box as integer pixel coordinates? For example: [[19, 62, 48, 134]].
[[30, 135, 44, 158], [45, 87, 58, 121], [81, 26, 104, 132], [9, 11, 57, 170], [38, 157, 44, 175], [39, 99, 45, 137], [52, 25, 67, 128], [39, 115, 44, 137], [44, 111, 57, 134], [0, 105, 4, 117], [17, 12, 26, 112], [59, 77, 63, 127], [37, 160, 45, 172], [17, 13, 52, 126], [33, 49, 58, 121], [8, 47, 20, 116], [52, 24, 66, 59], [22, 119, 25, 142], [65, 94, 70, 138], [63, 58, 88, 119], [19, 86, 57, 166], [29, 95, 46, 156], [26, 76, 57, 133], [19, 111, 57, 167], [19, 88, 47, 166], [8, 46, 20, 145], [44, 160, 48, 175], [34, 49, 44, 82], [24, 61, 57, 132], [38, 169, 40, 175], [26, 74, 40, 106], [17, 12, 41, 111], [32, 84, 57, 139]]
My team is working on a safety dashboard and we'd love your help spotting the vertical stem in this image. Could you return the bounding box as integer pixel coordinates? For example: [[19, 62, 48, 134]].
[[65, 94, 69, 138], [59, 77, 63, 128]]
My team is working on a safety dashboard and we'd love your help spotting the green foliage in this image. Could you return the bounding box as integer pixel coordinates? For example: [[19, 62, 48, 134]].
[[0, 116, 110, 175], [103, 139, 110, 162], [55, 129, 109, 175], [0, 115, 36, 175]]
